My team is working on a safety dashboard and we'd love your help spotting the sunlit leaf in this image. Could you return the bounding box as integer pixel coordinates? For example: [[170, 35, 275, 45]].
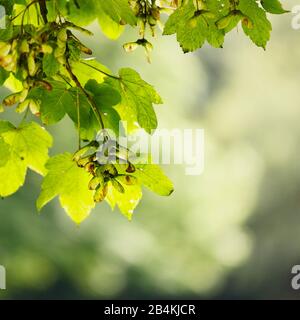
[[0, 121, 52, 197], [37, 153, 95, 224]]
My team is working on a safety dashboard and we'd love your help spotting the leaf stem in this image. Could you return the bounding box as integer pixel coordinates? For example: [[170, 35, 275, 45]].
[[57, 73, 72, 87], [80, 61, 120, 80], [76, 88, 81, 149]]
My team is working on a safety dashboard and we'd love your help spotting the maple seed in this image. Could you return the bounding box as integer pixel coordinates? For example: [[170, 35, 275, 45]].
[[118, 175, 138, 186], [88, 177, 101, 191], [29, 100, 40, 115], [16, 100, 30, 113], [112, 179, 125, 194], [126, 163, 136, 174], [41, 44, 53, 54], [78, 44, 93, 55], [0, 42, 11, 56], [242, 17, 254, 29], [123, 42, 139, 53], [36, 81, 53, 91], [77, 156, 91, 167], [57, 29, 68, 43], [3, 92, 22, 106], [94, 184, 108, 203], [28, 52, 37, 77], [99, 164, 118, 177], [20, 40, 30, 53], [85, 162, 95, 173]]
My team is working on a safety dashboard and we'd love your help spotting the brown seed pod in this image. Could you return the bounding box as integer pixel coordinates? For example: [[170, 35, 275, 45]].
[[84, 162, 96, 174], [3, 92, 22, 106], [36, 80, 53, 91], [117, 175, 138, 186], [126, 162, 136, 173]]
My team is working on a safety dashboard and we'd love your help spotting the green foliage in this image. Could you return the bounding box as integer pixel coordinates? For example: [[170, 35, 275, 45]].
[[37, 153, 96, 224], [238, 0, 272, 49], [98, 0, 137, 26], [261, 0, 289, 14], [29, 81, 73, 124], [0, 120, 52, 197], [164, 0, 286, 51], [105, 68, 162, 134], [0, 0, 287, 224]]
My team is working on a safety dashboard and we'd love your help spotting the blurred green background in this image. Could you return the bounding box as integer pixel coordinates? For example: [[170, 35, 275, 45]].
[[1, 0, 300, 299]]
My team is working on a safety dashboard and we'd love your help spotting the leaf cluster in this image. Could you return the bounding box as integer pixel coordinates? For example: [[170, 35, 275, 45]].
[[0, 0, 287, 223]]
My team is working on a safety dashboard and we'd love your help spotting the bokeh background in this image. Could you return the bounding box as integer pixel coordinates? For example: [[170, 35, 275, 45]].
[[0, 0, 299, 300]]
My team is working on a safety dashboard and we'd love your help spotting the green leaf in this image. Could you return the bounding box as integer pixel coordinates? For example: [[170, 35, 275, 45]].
[[4, 73, 23, 92], [0, 119, 14, 134], [98, 10, 124, 40], [177, 14, 208, 52], [106, 183, 142, 220], [13, 3, 39, 26], [58, 0, 97, 26], [0, 17, 13, 41], [0, 67, 10, 86], [0, 0, 15, 15], [29, 81, 72, 125], [163, 1, 224, 52], [102, 106, 122, 136], [238, 0, 272, 49], [116, 163, 174, 197], [66, 87, 99, 141], [163, 1, 195, 36], [67, 81, 123, 137], [71, 60, 111, 86], [46, 0, 136, 27], [221, 13, 244, 33], [0, 137, 10, 166], [0, 121, 52, 197], [134, 164, 174, 196], [37, 153, 96, 224], [261, 0, 288, 14], [85, 80, 123, 134], [105, 68, 162, 134], [43, 53, 60, 77], [67, 86, 122, 139], [85, 80, 121, 107], [206, 0, 230, 15], [97, 0, 137, 26]]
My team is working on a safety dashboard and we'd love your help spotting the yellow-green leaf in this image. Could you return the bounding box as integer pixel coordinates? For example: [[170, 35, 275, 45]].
[[98, 10, 124, 40], [105, 68, 162, 134], [0, 121, 52, 197], [134, 164, 174, 196], [37, 153, 96, 224], [106, 183, 142, 220]]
